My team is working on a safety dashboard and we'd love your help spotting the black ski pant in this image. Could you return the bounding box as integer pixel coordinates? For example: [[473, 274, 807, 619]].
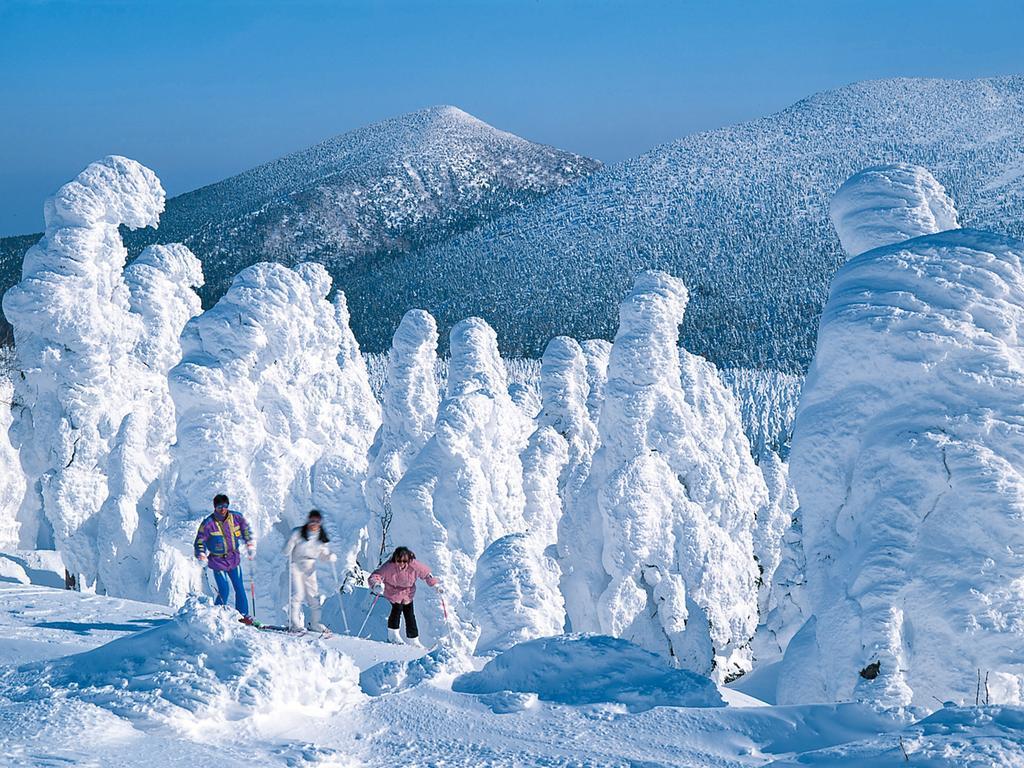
[[387, 601, 419, 638]]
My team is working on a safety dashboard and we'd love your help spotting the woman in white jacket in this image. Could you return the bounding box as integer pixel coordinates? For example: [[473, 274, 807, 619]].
[[284, 509, 337, 631]]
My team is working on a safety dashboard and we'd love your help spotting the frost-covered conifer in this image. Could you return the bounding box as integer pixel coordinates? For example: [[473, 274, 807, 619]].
[[782, 165, 1024, 709], [390, 317, 532, 646], [3, 157, 164, 585], [151, 262, 379, 608], [473, 533, 564, 654], [363, 309, 439, 567], [96, 244, 204, 599], [559, 271, 767, 679], [0, 379, 25, 551], [581, 339, 611, 426]]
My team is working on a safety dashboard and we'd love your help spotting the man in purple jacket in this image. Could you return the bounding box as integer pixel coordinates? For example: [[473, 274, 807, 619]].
[[194, 494, 255, 620]]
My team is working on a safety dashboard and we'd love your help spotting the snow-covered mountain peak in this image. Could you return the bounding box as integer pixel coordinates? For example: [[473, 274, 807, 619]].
[[830, 163, 960, 257]]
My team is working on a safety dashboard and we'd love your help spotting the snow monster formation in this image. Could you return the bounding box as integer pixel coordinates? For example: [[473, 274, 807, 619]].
[[781, 164, 1024, 710], [1, 157, 203, 593], [97, 243, 204, 599], [389, 317, 533, 647], [363, 309, 440, 567], [151, 262, 379, 609], [559, 271, 768, 680]]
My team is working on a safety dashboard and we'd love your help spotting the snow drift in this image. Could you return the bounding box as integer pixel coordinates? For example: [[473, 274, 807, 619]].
[[782, 164, 1024, 709], [0, 597, 362, 736], [452, 634, 725, 712], [558, 271, 768, 680]]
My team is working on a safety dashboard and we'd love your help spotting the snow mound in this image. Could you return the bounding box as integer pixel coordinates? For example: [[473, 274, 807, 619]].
[[0, 597, 362, 736], [359, 644, 471, 697], [453, 634, 725, 713], [784, 211, 1024, 708], [829, 163, 959, 257]]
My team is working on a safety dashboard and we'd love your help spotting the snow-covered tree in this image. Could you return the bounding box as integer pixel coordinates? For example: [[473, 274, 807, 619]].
[[151, 262, 379, 609], [781, 164, 1024, 709], [95, 244, 204, 599], [363, 309, 440, 567], [559, 271, 767, 679], [390, 317, 532, 646], [0, 379, 25, 551], [581, 339, 611, 426], [750, 449, 802, 661], [538, 337, 599, 507], [473, 532, 564, 654], [519, 426, 568, 553], [2, 157, 164, 585]]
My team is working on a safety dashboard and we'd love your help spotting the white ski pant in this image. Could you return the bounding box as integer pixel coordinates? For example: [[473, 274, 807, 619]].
[[289, 559, 321, 630]]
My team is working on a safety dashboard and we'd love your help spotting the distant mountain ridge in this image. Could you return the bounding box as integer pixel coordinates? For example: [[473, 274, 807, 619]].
[[352, 77, 1024, 371], [122, 105, 601, 304], [4, 80, 1024, 371], [0, 105, 601, 334]]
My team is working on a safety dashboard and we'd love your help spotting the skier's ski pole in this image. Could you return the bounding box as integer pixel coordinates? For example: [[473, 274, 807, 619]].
[[439, 594, 455, 646], [357, 593, 381, 638], [331, 562, 350, 634], [248, 556, 257, 620]]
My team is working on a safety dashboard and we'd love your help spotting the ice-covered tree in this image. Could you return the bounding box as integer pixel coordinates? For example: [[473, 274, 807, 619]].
[[2, 157, 164, 585], [0, 379, 25, 551], [96, 244, 204, 599], [520, 426, 569, 552], [363, 309, 440, 567], [559, 271, 767, 679], [538, 337, 599, 507], [473, 532, 565, 654], [781, 165, 1024, 710], [750, 449, 802, 661], [389, 317, 532, 646], [151, 262, 379, 609], [581, 338, 611, 426]]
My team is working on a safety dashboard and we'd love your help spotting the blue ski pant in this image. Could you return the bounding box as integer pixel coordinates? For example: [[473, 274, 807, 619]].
[[213, 565, 249, 616]]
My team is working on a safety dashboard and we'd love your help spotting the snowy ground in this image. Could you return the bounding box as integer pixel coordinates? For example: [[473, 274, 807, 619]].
[[2, 584, 1022, 767]]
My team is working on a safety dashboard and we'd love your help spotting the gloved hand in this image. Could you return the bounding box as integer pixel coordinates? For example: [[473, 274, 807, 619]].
[[341, 582, 354, 595], [371, 582, 385, 596], [197, 553, 208, 566], [246, 544, 256, 560], [328, 553, 338, 563]]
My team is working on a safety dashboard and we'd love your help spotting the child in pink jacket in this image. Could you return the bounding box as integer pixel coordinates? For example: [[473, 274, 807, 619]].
[[368, 546, 441, 647]]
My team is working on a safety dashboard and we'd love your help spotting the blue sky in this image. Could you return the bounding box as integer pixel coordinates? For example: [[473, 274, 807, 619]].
[[1, 0, 1023, 235]]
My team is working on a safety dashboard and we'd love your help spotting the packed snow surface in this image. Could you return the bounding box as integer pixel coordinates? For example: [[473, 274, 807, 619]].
[[3, 583, 1024, 765], [783, 168, 1024, 709]]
